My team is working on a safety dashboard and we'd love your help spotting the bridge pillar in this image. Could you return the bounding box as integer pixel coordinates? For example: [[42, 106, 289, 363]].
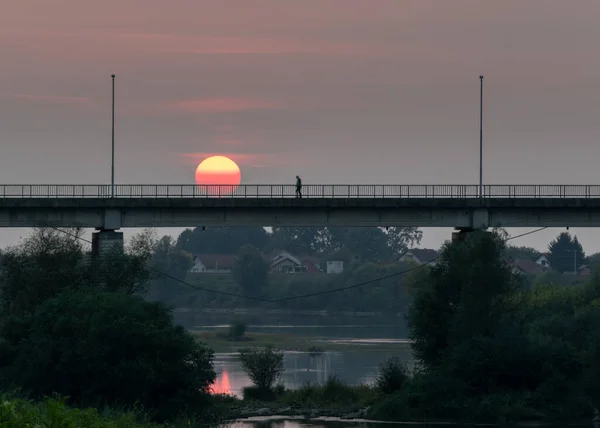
[[452, 227, 474, 243], [91, 229, 123, 260]]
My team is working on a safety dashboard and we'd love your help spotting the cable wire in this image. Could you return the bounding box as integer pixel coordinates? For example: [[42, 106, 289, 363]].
[[49, 226, 548, 303], [50, 227, 272, 302], [271, 227, 550, 302]]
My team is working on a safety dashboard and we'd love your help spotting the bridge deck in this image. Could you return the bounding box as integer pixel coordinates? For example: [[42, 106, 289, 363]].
[[2, 185, 600, 228]]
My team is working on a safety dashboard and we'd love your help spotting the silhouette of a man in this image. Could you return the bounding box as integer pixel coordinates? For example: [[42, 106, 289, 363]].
[[295, 175, 302, 198]]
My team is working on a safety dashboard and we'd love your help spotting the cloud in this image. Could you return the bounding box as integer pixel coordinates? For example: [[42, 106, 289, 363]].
[[155, 97, 285, 115], [116, 33, 395, 57], [10, 94, 91, 105], [176, 152, 295, 168]]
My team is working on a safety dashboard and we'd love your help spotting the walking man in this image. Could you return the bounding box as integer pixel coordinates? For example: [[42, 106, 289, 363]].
[[295, 175, 302, 198]]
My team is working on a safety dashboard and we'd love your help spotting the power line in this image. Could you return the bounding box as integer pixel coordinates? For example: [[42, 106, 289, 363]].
[[50, 227, 272, 302], [272, 227, 549, 302], [48, 226, 548, 303]]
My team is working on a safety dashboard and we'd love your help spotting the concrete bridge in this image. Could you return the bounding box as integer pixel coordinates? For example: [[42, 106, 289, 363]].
[[2, 184, 600, 253]]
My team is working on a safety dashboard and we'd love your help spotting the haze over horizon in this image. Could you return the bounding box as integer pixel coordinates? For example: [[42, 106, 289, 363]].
[[1, 0, 600, 253]]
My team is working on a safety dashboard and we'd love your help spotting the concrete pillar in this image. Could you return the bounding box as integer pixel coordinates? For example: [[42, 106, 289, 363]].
[[91, 229, 124, 260], [452, 227, 474, 243]]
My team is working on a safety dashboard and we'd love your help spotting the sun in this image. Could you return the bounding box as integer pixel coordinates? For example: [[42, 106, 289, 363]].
[[195, 156, 241, 194]]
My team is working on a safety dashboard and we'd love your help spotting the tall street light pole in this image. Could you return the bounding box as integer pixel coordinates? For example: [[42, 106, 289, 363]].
[[111, 74, 115, 198], [479, 75, 484, 198]]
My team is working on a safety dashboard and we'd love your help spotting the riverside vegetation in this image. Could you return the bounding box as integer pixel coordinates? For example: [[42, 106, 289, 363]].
[[3, 228, 600, 425]]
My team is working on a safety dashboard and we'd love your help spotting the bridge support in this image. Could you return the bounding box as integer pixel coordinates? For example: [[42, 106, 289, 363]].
[[91, 229, 123, 260], [452, 227, 474, 243]]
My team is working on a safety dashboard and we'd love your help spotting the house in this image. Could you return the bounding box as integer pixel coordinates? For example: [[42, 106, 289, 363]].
[[535, 254, 551, 268], [578, 264, 592, 276], [398, 249, 439, 266], [326, 260, 344, 274], [512, 259, 549, 276], [267, 250, 321, 273], [190, 254, 237, 273]]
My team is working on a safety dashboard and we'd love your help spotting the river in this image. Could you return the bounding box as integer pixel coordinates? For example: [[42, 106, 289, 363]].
[[180, 310, 412, 397]]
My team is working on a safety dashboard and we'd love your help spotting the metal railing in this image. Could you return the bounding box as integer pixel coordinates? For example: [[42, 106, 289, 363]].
[[1, 184, 600, 198]]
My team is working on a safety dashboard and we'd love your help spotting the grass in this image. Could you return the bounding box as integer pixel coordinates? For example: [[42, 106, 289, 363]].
[[0, 396, 159, 427], [191, 331, 412, 353], [0, 394, 232, 427], [276, 377, 379, 408]]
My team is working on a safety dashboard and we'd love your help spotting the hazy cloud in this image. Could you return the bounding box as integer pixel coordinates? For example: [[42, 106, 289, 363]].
[[10, 94, 92, 105]]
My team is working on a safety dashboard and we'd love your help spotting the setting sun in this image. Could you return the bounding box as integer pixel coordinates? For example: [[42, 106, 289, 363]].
[[195, 156, 241, 195]]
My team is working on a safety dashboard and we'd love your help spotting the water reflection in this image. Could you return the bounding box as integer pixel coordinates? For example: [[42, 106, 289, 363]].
[[211, 369, 231, 395], [211, 349, 413, 398]]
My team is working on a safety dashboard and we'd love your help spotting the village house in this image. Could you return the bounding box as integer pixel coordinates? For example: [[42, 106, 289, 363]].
[[512, 259, 549, 276], [190, 250, 344, 275], [190, 254, 236, 273], [534, 254, 551, 268], [398, 249, 439, 266], [266, 250, 323, 273]]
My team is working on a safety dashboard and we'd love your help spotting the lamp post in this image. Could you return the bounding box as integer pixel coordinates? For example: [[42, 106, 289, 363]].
[[111, 74, 115, 198], [479, 75, 484, 198]]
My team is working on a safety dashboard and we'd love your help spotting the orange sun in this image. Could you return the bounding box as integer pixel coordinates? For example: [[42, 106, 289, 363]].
[[195, 156, 241, 195]]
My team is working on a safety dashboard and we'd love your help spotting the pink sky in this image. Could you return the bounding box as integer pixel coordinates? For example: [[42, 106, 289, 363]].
[[1, 0, 600, 252]]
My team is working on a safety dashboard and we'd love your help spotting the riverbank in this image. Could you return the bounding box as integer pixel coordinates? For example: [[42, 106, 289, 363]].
[[191, 331, 412, 352]]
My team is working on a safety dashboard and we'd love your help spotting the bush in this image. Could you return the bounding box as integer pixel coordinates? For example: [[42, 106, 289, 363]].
[[242, 384, 285, 401], [0, 290, 216, 422], [228, 321, 248, 341], [238, 346, 284, 393], [376, 356, 409, 394]]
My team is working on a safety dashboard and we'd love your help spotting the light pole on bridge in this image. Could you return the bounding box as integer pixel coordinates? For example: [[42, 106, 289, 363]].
[[111, 74, 116, 198], [479, 75, 484, 198]]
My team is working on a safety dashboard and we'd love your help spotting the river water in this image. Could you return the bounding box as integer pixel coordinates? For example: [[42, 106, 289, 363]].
[[179, 311, 412, 397]]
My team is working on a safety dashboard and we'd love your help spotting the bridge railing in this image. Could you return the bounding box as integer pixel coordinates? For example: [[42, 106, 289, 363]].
[[2, 184, 600, 198]]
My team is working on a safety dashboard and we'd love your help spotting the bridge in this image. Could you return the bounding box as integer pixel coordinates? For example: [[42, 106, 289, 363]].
[[2, 183, 600, 229], [2, 183, 599, 254]]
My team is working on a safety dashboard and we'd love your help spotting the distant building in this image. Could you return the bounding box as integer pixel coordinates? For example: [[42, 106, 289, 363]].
[[512, 259, 549, 276], [326, 260, 344, 274], [399, 249, 439, 266], [535, 254, 551, 268], [189, 249, 335, 275], [266, 250, 323, 273], [190, 254, 236, 273]]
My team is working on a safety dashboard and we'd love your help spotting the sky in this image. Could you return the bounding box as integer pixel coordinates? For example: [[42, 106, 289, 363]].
[[1, 0, 600, 253]]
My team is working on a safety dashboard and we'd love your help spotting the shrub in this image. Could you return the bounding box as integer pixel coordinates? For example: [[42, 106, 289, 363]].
[[0, 290, 216, 422], [242, 384, 285, 401], [376, 356, 409, 394], [238, 346, 284, 393], [228, 320, 248, 341]]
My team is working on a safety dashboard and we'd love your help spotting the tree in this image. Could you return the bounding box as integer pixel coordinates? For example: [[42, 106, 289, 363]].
[[239, 346, 284, 392], [176, 227, 270, 254], [0, 227, 217, 422], [0, 290, 216, 422], [319, 227, 423, 262], [408, 230, 521, 369], [150, 235, 194, 302], [547, 232, 585, 274], [268, 227, 324, 254], [505, 245, 542, 262], [387, 227, 423, 256], [233, 244, 268, 297], [0, 228, 89, 318]]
